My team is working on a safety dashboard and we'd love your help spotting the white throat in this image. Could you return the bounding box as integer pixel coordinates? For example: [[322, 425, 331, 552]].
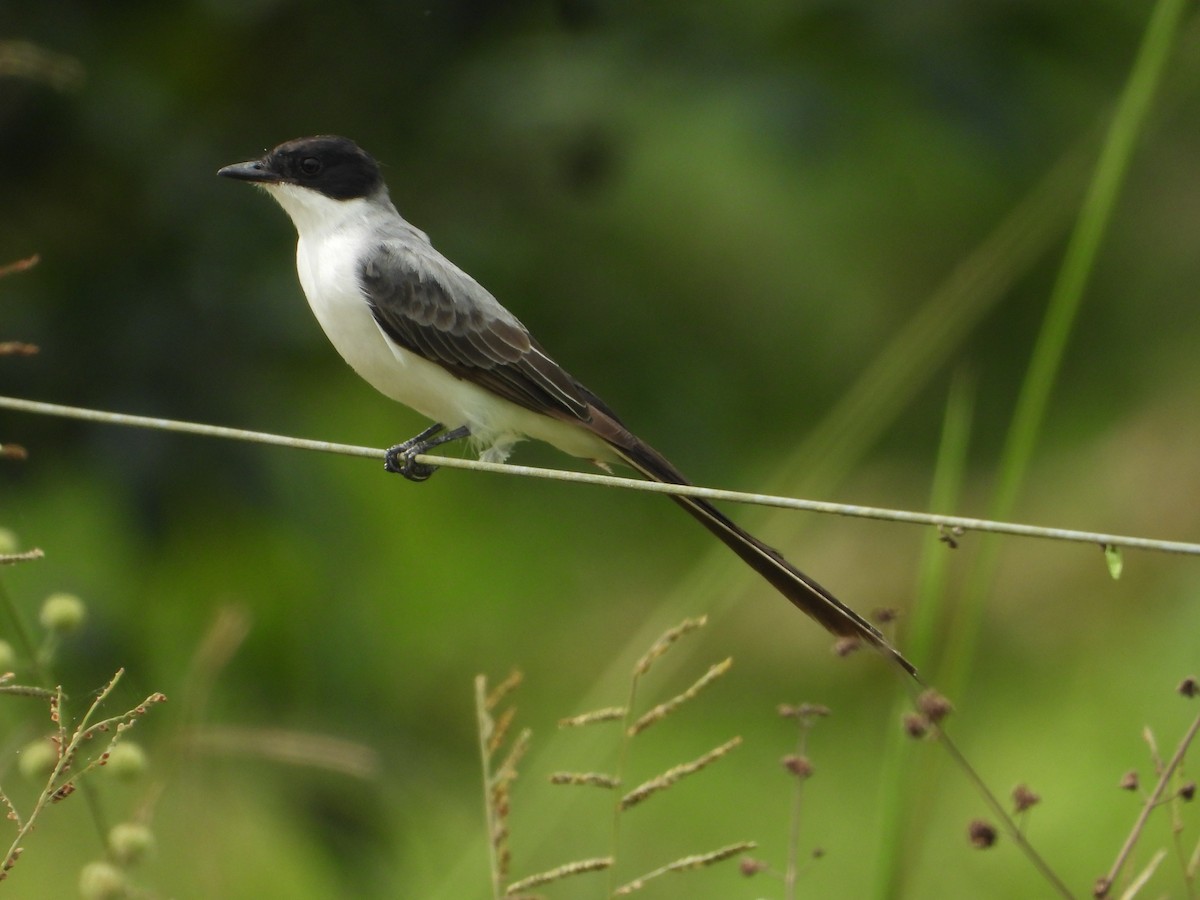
[[262, 183, 377, 239]]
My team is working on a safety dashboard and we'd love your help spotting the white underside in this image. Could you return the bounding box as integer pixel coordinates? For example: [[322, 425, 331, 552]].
[[267, 184, 612, 464]]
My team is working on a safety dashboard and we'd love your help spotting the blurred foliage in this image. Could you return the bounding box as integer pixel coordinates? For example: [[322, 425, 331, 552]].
[[2, 1, 1200, 897]]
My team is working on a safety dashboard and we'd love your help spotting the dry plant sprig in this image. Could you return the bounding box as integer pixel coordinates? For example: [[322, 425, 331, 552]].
[[1095, 688, 1200, 898], [633, 616, 707, 676], [486, 669, 523, 711], [0, 790, 18, 828], [619, 736, 742, 811], [613, 840, 757, 895], [898, 682, 1072, 896], [489, 706, 518, 756], [0, 682, 56, 700], [502, 856, 612, 896], [778, 702, 831, 720], [539, 617, 748, 897], [491, 722, 534, 880], [0, 668, 167, 881], [599, 615, 749, 896], [494, 729, 532, 787], [776, 700, 833, 899], [548, 771, 620, 788], [628, 657, 732, 737], [922, 718, 1073, 898], [475, 672, 531, 900], [0, 550, 43, 566], [558, 706, 627, 727]]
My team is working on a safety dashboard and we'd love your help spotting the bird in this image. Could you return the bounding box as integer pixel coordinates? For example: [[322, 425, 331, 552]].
[[218, 135, 915, 677]]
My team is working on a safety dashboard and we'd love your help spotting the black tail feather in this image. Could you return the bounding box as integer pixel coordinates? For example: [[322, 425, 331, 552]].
[[611, 435, 916, 678]]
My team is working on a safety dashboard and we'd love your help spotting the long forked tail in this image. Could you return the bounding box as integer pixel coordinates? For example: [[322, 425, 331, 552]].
[[611, 433, 917, 678]]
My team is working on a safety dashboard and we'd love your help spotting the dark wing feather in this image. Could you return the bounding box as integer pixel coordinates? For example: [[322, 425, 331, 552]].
[[358, 241, 594, 421]]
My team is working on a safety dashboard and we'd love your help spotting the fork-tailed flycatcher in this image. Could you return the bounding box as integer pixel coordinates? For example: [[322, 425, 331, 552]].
[[218, 135, 914, 676]]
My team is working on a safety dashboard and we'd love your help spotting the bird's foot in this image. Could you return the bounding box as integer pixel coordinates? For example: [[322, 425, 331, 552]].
[[384, 424, 470, 482], [384, 444, 440, 481]]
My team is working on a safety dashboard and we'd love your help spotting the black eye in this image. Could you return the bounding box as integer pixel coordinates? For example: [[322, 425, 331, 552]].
[[299, 157, 322, 176]]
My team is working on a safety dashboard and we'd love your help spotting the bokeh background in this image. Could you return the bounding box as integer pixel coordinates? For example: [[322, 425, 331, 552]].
[[2, 1, 1200, 897]]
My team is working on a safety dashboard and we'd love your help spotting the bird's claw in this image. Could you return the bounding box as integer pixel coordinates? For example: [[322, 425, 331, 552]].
[[384, 443, 439, 482], [384, 424, 469, 482]]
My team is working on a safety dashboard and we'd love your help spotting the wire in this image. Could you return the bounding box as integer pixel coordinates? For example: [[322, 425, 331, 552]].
[[1, 393, 1198, 558]]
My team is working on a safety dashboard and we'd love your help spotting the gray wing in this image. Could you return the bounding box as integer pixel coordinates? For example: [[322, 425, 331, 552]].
[[358, 239, 604, 423]]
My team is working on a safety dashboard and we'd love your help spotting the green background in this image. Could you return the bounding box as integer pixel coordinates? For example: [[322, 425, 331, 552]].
[[2, 1, 1200, 897]]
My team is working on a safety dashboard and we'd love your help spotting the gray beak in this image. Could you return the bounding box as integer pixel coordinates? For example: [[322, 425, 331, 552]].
[[217, 158, 280, 184]]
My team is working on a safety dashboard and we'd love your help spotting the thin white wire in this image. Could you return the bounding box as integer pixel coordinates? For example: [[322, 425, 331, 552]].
[[1, 394, 1198, 557]]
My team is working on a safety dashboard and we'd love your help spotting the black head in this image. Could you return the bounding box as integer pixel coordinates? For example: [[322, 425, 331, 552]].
[[218, 135, 383, 200]]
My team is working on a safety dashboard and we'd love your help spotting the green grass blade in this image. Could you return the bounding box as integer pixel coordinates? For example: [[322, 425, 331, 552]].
[[871, 370, 975, 899], [942, 0, 1191, 693]]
